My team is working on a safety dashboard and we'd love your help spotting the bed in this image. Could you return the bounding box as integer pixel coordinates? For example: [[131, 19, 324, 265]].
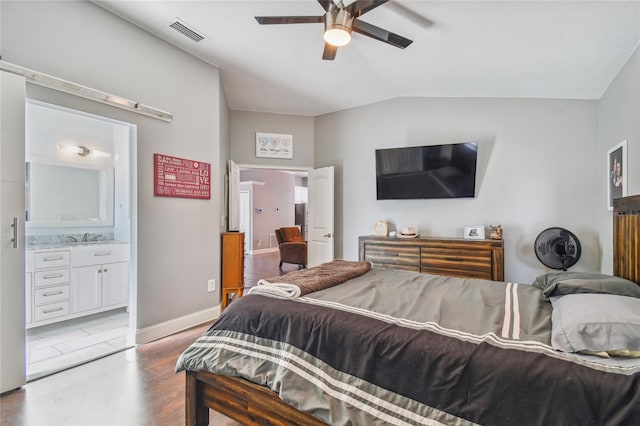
[[177, 195, 640, 425]]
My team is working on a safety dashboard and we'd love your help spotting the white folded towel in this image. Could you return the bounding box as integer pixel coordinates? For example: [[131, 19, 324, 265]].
[[247, 280, 301, 299]]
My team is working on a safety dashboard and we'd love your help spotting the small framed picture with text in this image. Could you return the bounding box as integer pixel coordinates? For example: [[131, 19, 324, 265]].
[[464, 225, 485, 240]]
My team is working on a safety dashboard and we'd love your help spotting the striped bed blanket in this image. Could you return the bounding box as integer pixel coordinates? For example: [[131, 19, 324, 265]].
[[177, 268, 640, 425]]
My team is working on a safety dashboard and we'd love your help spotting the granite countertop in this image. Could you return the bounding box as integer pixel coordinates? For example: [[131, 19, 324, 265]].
[[27, 240, 130, 250]]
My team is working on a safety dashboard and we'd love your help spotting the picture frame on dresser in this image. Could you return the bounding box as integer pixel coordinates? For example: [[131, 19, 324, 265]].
[[464, 225, 485, 240]]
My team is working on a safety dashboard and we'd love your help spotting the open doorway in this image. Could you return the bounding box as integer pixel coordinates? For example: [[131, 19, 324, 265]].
[[24, 100, 137, 380], [239, 168, 308, 254], [238, 167, 308, 288]]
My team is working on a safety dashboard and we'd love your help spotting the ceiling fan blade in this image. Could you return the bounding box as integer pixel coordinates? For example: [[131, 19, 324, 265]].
[[317, 0, 336, 12], [322, 43, 338, 60], [255, 16, 324, 25], [346, 0, 390, 19], [352, 19, 413, 48]]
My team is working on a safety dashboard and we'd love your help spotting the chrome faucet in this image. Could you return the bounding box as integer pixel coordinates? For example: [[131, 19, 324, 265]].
[[82, 232, 90, 242], [66, 235, 78, 243]]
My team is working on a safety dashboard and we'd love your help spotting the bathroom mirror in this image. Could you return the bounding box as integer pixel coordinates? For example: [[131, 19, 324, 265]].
[[26, 162, 114, 227]]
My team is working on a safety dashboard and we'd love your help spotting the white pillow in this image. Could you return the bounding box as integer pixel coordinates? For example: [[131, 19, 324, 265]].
[[550, 294, 640, 356]]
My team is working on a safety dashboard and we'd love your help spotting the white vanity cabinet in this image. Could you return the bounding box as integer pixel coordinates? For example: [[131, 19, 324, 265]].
[[26, 242, 129, 328], [70, 243, 129, 314]]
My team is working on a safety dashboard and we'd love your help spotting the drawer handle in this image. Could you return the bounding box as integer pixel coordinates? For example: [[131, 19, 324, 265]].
[[43, 274, 64, 279], [43, 291, 64, 297], [445, 257, 462, 262], [389, 253, 399, 257], [43, 307, 64, 314], [94, 252, 112, 256], [43, 256, 64, 261]]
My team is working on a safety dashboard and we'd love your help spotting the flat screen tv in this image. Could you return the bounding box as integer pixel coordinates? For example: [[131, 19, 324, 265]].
[[376, 142, 478, 200]]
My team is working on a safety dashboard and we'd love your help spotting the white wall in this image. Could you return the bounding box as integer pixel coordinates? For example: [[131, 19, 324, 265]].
[[597, 46, 640, 274], [1, 1, 224, 329], [315, 97, 599, 284]]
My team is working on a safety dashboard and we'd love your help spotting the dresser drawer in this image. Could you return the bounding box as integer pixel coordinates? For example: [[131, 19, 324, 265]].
[[34, 301, 70, 322], [363, 243, 420, 267], [421, 247, 492, 278], [34, 268, 70, 288], [34, 284, 70, 305], [71, 244, 129, 267], [34, 251, 70, 269], [359, 235, 504, 281]]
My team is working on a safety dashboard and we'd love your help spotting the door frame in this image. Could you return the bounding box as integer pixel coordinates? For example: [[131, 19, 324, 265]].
[[238, 188, 252, 254], [233, 163, 312, 256], [23, 100, 138, 377]]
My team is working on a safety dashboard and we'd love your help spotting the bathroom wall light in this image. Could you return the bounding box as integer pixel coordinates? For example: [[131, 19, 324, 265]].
[[58, 144, 111, 158]]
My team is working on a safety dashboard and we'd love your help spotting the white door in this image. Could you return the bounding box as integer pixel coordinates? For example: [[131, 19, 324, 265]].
[[239, 190, 251, 254], [0, 70, 27, 392], [308, 166, 334, 267]]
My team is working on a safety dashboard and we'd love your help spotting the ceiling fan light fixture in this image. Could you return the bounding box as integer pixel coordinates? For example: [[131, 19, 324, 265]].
[[324, 8, 353, 47], [324, 26, 351, 46]]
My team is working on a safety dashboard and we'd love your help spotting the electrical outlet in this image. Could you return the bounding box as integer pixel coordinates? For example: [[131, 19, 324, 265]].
[[207, 279, 216, 292]]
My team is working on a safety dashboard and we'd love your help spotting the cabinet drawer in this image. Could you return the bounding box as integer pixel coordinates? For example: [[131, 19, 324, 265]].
[[34, 301, 70, 322], [34, 284, 70, 305], [421, 248, 492, 276], [363, 243, 420, 267], [71, 244, 129, 267], [34, 251, 70, 269], [34, 268, 70, 288]]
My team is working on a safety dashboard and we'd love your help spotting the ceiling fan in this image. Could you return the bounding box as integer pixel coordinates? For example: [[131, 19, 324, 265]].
[[255, 0, 413, 60]]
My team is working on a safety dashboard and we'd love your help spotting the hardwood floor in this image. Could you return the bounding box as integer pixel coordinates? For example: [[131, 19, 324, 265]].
[[244, 250, 300, 289], [0, 251, 292, 426]]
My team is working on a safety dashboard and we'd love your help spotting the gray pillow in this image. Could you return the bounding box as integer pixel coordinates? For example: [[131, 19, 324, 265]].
[[532, 271, 640, 300], [550, 294, 640, 354]]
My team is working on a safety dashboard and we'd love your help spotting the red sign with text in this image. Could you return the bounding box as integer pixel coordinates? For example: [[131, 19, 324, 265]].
[[154, 154, 211, 199]]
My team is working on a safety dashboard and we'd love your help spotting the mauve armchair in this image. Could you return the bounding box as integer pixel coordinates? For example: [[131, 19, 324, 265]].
[[275, 227, 307, 269]]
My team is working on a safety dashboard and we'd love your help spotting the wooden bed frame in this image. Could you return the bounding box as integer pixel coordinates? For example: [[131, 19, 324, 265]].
[[185, 194, 640, 426]]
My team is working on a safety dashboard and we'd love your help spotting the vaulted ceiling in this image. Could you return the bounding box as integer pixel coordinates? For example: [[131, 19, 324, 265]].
[[95, 1, 640, 116]]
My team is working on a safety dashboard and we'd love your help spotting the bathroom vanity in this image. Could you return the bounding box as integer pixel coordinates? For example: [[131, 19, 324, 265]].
[[26, 241, 129, 329]]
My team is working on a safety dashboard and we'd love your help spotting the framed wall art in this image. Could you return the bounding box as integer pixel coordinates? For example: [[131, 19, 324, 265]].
[[154, 153, 211, 199], [256, 132, 293, 159], [607, 140, 627, 211]]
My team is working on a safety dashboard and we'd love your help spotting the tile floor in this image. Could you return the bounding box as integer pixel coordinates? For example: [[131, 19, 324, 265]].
[[26, 308, 132, 381]]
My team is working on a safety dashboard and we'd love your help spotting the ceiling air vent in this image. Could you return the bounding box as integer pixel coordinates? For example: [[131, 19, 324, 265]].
[[169, 20, 205, 43]]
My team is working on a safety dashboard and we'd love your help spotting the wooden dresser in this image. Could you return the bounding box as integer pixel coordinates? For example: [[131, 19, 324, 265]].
[[359, 235, 504, 281], [221, 232, 245, 310]]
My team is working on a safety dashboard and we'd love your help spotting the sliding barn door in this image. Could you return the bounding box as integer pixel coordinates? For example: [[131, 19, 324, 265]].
[[1, 70, 27, 392]]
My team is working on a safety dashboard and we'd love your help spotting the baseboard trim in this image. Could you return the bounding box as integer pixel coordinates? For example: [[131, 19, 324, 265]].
[[250, 248, 279, 255], [135, 305, 220, 344]]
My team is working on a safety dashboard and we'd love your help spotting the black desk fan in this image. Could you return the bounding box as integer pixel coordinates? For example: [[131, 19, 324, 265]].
[[534, 227, 582, 271]]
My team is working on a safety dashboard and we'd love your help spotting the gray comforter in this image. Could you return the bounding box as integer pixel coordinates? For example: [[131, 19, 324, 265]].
[[176, 269, 640, 425]]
